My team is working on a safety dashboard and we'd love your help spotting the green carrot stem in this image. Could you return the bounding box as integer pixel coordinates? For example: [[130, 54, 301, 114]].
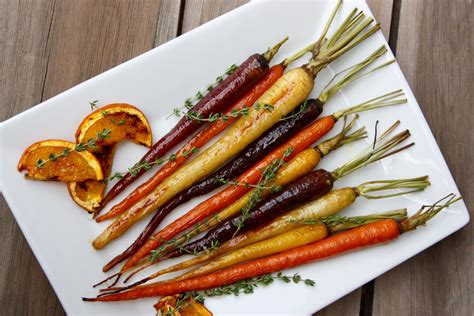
[[400, 193, 461, 232], [333, 89, 407, 119], [307, 8, 381, 75], [330, 121, 413, 180], [318, 45, 392, 103], [282, 41, 316, 67], [315, 115, 367, 157], [311, 0, 343, 57], [262, 37, 289, 62], [355, 176, 431, 199]]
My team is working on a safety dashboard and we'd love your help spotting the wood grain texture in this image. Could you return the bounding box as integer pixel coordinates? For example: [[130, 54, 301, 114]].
[[0, 1, 180, 315], [0, 1, 64, 314], [373, 1, 474, 315], [2, 0, 472, 315], [181, 0, 249, 33], [366, 0, 393, 40]]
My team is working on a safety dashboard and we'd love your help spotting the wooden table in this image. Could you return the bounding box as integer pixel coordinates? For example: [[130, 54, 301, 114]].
[[1, 1, 472, 315]]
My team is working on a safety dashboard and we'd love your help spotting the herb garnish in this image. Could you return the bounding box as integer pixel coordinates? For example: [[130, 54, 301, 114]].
[[167, 64, 238, 119], [36, 129, 111, 168], [90, 100, 127, 126], [167, 272, 315, 314], [107, 147, 199, 182], [232, 146, 294, 236]]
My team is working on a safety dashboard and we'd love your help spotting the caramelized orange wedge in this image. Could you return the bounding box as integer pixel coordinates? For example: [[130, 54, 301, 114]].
[[18, 140, 103, 182], [69, 103, 152, 213], [75, 103, 152, 151]]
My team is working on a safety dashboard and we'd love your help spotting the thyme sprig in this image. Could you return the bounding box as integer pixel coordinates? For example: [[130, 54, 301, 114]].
[[107, 147, 199, 182], [89, 100, 126, 126], [233, 146, 294, 236], [36, 129, 112, 168], [149, 213, 222, 261], [218, 179, 282, 193], [171, 272, 315, 313], [167, 64, 238, 119], [171, 102, 274, 123]]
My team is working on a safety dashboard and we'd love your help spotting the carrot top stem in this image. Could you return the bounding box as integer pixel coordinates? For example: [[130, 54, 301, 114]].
[[318, 45, 393, 103], [306, 7, 381, 75], [262, 37, 290, 62], [315, 115, 367, 157], [399, 193, 461, 232], [282, 41, 316, 67], [333, 89, 406, 120], [330, 120, 413, 180], [355, 176, 431, 199]]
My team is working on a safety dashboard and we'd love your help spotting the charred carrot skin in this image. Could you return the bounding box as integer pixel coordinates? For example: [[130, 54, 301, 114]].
[[86, 220, 400, 302], [166, 169, 334, 259], [123, 115, 336, 271], [101, 54, 270, 207], [98, 64, 285, 222]]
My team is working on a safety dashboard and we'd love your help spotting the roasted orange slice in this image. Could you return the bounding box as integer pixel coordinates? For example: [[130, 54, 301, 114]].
[[69, 103, 152, 213], [75, 103, 152, 151], [17, 140, 103, 182], [67, 146, 115, 212], [154, 295, 212, 316]]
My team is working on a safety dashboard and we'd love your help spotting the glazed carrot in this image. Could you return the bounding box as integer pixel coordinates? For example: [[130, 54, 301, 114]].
[[131, 177, 431, 281], [161, 120, 413, 260], [101, 44, 391, 273], [114, 119, 412, 286], [166, 210, 408, 282], [97, 65, 285, 222], [99, 37, 289, 209], [123, 90, 405, 273], [86, 194, 458, 302], [97, 40, 317, 221], [92, 5, 380, 250]]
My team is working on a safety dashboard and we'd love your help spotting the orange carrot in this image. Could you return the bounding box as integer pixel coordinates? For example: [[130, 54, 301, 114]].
[[96, 64, 285, 222], [87, 194, 460, 302], [83, 218, 409, 301], [122, 115, 336, 271], [122, 88, 407, 272]]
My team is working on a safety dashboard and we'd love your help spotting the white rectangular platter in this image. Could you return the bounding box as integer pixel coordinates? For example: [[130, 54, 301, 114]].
[[0, 0, 469, 315]]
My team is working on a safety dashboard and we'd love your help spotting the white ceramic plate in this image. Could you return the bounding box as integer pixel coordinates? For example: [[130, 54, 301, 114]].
[[0, 0, 469, 315]]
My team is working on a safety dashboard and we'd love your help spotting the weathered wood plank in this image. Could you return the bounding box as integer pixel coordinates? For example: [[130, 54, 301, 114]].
[[373, 1, 474, 315], [0, 0, 54, 120], [0, 1, 64, 314], [0, 1, 181, 315], [181, 0, 248, 33], [41, 0, 168, 100], [366, 0, 393, 40]]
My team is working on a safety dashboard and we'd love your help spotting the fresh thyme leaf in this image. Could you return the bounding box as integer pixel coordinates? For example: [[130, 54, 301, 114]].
[[117, 119, 126, 126], [177, 272, 315, 308]]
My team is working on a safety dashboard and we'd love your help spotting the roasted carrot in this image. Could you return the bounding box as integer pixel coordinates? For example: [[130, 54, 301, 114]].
[[130, 177, 431, 282], [163, 210, 408, 283], [161, 120, 413, 260], [92, 4, 380, 250], [97, 40, 317, 222], [86, 194, 457, 302], [113, 120, 413, 287], [99, 37, 288, 209], [101, 44, 391, 273], [122, 90, 405, 274]]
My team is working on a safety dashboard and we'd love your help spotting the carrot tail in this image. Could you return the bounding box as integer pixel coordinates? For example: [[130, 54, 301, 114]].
[[84, 219, 400, 302]]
